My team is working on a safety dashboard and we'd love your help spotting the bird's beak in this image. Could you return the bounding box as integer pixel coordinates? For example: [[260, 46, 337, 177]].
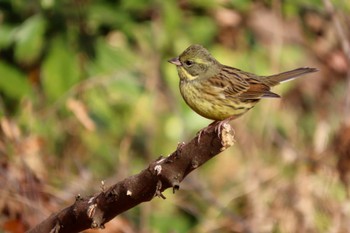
[[168, 57, 182, 66]]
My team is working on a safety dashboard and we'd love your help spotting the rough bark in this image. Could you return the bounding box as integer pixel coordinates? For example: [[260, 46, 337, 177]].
[[27, 123, 235, 233]]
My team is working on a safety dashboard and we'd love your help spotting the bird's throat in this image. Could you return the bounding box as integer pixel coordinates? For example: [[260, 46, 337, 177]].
[[178, 66, 198, 81]]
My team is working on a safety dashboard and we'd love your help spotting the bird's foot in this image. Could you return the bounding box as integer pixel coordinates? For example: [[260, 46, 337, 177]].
[[196, 121, 218, 143], [196, 119, 233, 143]]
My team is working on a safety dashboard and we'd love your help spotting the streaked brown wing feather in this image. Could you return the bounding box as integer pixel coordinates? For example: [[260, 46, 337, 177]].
[[239, 78, 280, 99], [206, 66, 279, 100], [206, 67, 250, 97]]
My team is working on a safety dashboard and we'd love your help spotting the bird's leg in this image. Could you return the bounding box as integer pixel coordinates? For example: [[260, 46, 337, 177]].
[[196, 121, 219, 143], [197, 117, 235, 143], [214, 118, 231, 137]]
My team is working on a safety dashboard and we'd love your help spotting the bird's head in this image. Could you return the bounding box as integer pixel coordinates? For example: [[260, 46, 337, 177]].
[[169, 44, 220, 82]]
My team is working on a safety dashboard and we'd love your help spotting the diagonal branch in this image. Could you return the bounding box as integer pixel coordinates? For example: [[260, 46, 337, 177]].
[[27, 123, 235, 233]]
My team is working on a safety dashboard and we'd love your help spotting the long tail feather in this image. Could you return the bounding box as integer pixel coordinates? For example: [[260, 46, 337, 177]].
[[265, 67, 318, 86]]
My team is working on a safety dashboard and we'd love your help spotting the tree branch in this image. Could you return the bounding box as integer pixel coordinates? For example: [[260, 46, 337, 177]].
[[27, 123, 235, 233]]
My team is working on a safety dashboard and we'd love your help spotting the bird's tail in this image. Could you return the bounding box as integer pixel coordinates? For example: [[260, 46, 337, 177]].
[[264, 67, 318, 86]]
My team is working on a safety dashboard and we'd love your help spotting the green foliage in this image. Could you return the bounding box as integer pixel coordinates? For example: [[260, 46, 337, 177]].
[[150, 199, 194, 233], [227, 0, 252, 11], [0, 24, 15, 49], [0, 62, 30, 99], [88, 38, 136, 75], [41, 36, 81, 101], [13, 14, 46, 64]]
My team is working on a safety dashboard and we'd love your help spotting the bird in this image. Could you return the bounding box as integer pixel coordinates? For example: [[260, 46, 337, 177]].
[[168, 44, 318, 138]]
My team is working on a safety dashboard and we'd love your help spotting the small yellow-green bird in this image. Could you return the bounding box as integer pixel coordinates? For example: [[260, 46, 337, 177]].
[[169, 44, 318, 132]]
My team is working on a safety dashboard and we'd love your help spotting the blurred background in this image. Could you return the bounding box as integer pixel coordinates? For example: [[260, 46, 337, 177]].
[[0, 0, 350, 232]]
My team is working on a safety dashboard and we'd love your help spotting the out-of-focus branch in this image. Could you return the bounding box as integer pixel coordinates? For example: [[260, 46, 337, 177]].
[[27, 123, 235, 233], [324, 0, 350, 196], [323, 0, 350, 124]]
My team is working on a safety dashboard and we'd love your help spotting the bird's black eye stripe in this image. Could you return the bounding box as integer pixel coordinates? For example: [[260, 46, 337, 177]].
[[184, 60, 193, 66]]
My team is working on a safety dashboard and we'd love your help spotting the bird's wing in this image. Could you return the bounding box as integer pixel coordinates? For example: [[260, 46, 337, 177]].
[[205, 68, 250, 97], [238, 77, 280, 99], [206, 67, 280, 99]]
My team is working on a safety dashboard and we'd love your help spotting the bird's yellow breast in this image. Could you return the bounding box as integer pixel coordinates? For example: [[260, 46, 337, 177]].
[[179, 80, 255, 121]]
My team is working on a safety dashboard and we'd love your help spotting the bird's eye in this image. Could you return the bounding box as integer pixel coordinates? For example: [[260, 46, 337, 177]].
[[184, 60, 193, 66]]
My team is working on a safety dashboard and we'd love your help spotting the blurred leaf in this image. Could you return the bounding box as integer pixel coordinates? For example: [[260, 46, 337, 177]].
[[121, 0, 152, 11], [187, 16, 217, 45], [159, 0, 182, 45], [87, 38, 135, 76], [13, 14, 46, 64], [151, 205, 193, 233], [85, 73, 141, 132], [87, 2, 137, 40], [0, 62, 30, 99], [0, 24, 16, 50], [228, 0, 252, 12], [189, 0, 216, 8], [41, 36, 80, 102], [87, 2, 121, 30]]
